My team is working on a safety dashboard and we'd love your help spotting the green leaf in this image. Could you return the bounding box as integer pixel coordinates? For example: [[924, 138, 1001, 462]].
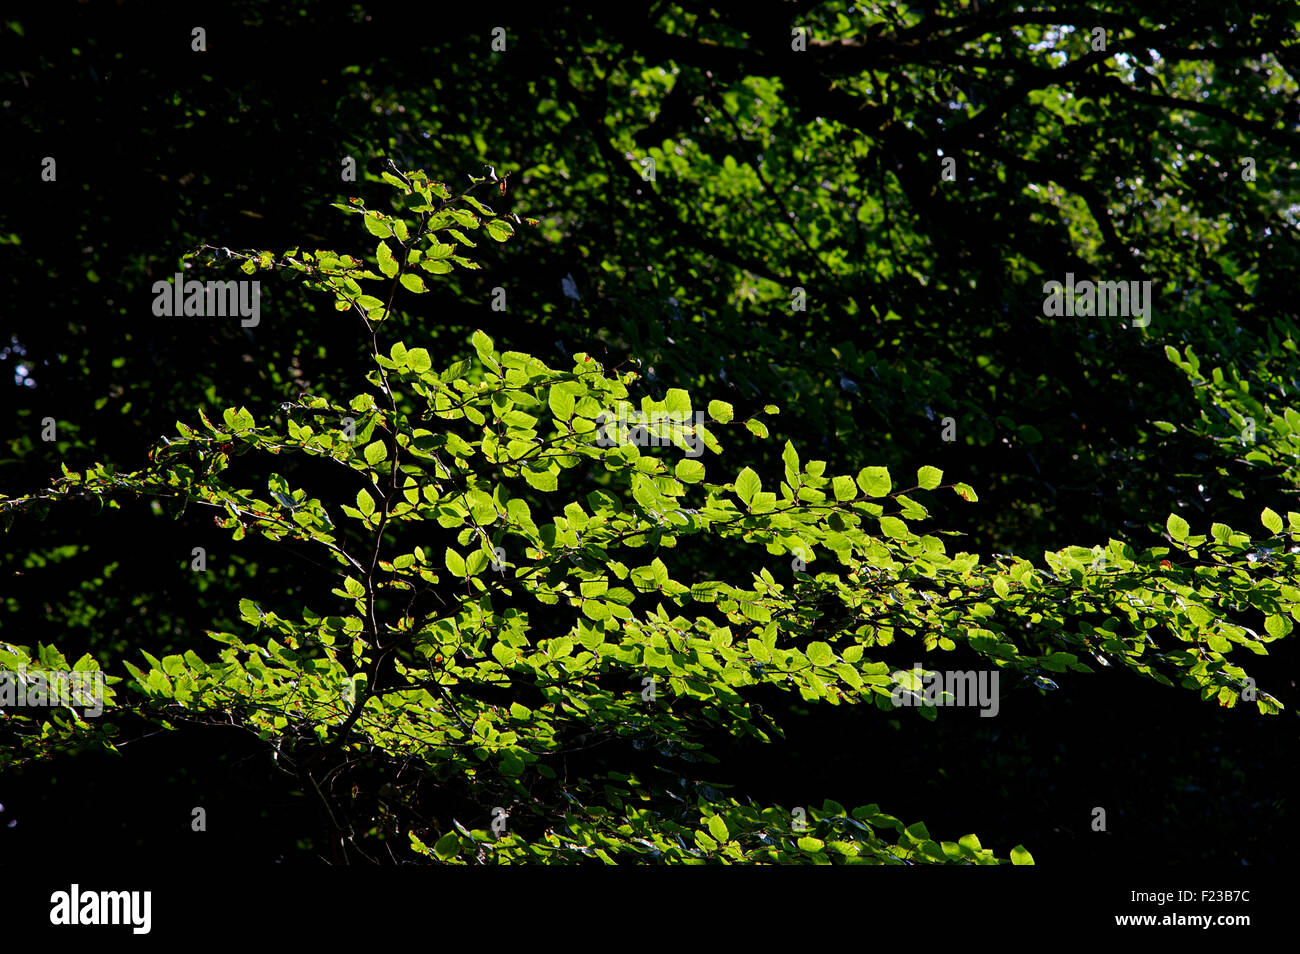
[[523, 468, 557, 492], [433, 832, 461, 861], [1261, 508, 1283, 534], [782, 441, 800, 477], [363, 214, 392, 239], [1167, 513, 1189, 542], [707, 815, 730, 844], [1265, 613, 1292, 638], [407, 348, 432, 373], [399, 272, 427, 294], [916, 465, 943, 490], [904, 821, 930, 842], [856, 466, 891, 497], [548, 385, 575, 421], [472, 329, 499, 371], [466, 550, 489, 576], [735, 467, 761, 506], [832, 475, 857, 501], [879, 515, 909, 539], [376, 241, 399, 278], [806, 642, 835, 666], [665, 388, 691, 416], [445, 548, 466, 577], [356, 489, 375, 518], [484, 218, 514, 242], [675, 459, 705, 483], [363, 440, 387, 466], [500, 750, 525, 775], [1010, 845, 1035, 866], [707, 400, 734, 423]]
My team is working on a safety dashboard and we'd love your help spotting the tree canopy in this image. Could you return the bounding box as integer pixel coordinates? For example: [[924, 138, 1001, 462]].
[[2, 1, 1297, 868]]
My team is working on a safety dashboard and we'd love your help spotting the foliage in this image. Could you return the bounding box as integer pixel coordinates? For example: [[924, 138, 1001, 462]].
[[4, 166, 1294, 864], [3, 1, 1298, 864]]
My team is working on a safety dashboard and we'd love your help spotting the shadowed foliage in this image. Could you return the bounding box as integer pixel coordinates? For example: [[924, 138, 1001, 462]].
[[1, 1, 1296, 864]]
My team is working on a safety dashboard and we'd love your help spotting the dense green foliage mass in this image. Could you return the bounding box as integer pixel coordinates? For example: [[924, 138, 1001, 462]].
[[2, 1, 1296, 863]]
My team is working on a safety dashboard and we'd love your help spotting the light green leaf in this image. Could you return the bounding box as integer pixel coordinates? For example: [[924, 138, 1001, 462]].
[[735, 467, 761, 506], [917, 465, 943, 490], [806, 642, 835, 666], [782, 441, 800, 477], [1167, 513, 1189, 542], [675, 459, 705, 483], [548, 385, 575, 421], [363, 214, 392, 238], [356, 489, 375, 517], [856, 466, 891, 497], [376, 241, 399, 278], [445, 548, 466, 577], [472, 329, 499, 371], [407, 348, 432, 373], [665, 389, 691, 415], [484, 218, 514, 242], [879, 516, 909, 539], [523, 468, 557, 492], [1010, 845, 1035, 866]]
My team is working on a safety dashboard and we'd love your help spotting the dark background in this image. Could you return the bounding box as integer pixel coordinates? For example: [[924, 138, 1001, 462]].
[[1, 0, 1295, 866]]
